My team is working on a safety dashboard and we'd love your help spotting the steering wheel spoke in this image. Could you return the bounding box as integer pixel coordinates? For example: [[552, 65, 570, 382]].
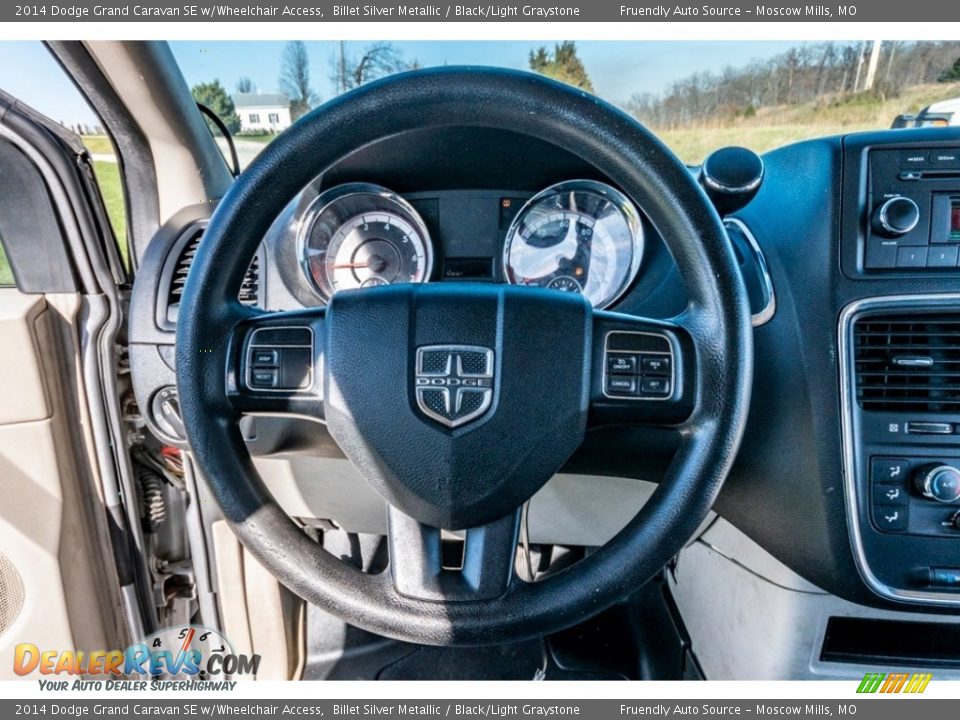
[[387, 506, 520, 602], [589, 310, 696, 427], [224, 307, 326, 419]]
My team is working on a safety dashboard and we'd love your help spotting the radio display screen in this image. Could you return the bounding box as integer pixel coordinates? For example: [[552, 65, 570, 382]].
[[952, 200, 960, 241]]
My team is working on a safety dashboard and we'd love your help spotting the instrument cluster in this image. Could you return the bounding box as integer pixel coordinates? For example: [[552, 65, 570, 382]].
[[295, 179, 646, 309]]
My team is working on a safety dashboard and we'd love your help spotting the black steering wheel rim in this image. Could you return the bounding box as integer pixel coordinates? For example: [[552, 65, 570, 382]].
[[176, 67, 753, 646]]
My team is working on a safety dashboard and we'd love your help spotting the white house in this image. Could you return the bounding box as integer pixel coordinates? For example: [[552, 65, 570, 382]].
[[233, 92, 292, 133]]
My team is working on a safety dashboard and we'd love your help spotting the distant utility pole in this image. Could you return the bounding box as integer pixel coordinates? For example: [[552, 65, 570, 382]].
[[863, 40, 883, 92], [853, 41, 866, 92], [338, 41, 347, 94]]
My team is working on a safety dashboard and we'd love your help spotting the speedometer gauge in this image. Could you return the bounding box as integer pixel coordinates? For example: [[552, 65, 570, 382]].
[[503, 180, 644, 309], [298, 183, 433, 301]]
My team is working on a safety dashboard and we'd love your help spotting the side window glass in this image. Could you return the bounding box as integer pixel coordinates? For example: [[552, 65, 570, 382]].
[[0, 42, 129, 273]]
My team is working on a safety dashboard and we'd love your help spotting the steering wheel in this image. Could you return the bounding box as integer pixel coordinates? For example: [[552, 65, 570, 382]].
[[176, 67, 753, 646]]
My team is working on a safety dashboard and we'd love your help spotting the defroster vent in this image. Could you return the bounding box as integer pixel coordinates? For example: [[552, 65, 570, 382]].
[[165, 227, 261, 323], [855, 312, 960, 412]]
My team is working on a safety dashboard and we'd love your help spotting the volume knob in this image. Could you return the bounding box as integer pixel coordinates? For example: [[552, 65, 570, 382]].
[[914, 464, 960, 503], [873, 197, 920, 237]]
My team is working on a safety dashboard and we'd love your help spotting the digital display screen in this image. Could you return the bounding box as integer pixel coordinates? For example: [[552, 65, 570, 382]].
[[952, 201, 960, 241]]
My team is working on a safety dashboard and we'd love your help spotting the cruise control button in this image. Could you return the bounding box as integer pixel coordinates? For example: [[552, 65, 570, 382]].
[[872, 483, 908, 507], [250, 369, 278, 389], [640, 376, 671, 396], [873, 504, 908, 532], [872, 458, 910, 484], [607, 353, 638, 375], [606, 375, 638, 397], [641, 355, 671, 376]]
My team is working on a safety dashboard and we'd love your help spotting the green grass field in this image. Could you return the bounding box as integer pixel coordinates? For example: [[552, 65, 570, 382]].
[[235, 133, 276, 144], [93, 160, 129, 269], [655, 82, 960, 163], [0, 242, 11, 285]]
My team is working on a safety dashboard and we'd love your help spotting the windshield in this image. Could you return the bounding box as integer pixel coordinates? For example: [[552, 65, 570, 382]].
[[169, 40, 960, 169]]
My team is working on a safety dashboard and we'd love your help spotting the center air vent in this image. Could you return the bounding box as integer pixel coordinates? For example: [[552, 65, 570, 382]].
[[855, 312, 960, 412], [164, 227, 261, 324]]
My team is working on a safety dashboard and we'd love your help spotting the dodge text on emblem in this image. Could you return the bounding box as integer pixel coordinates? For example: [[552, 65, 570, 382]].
[[414, 345, 495, 428]]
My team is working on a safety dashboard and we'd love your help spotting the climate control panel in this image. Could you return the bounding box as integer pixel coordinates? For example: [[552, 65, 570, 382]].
[[870, 457, 960, 536]]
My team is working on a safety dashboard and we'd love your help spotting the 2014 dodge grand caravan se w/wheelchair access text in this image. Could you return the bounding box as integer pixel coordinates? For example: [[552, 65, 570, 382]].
[[2, 39, 960, 681]]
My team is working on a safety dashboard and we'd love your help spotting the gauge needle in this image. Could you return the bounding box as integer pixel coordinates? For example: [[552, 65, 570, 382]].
[[171, 627, 195, 675], [332, 262, 369, 269]]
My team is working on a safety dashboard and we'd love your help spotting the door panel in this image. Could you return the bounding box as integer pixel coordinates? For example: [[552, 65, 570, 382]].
[[0, 289, 122, 679]]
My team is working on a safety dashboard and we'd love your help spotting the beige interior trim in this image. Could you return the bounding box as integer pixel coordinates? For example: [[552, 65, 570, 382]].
[[211, 521, 254, 659], [0, 290, 122, 678], [0, 293, 50, 425], [211, 520, 304, 681], [83, 41, 231, 224]]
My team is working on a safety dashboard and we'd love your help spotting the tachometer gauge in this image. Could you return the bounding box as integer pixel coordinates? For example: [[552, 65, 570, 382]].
[[503, 180, 644, 309], [298, 183, 433, 301]]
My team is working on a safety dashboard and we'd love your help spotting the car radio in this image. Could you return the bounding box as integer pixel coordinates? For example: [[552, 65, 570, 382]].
[[863, 147, 960, 270]]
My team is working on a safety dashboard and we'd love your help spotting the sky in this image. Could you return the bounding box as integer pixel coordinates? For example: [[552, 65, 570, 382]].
[[0, 40, 805, 126]]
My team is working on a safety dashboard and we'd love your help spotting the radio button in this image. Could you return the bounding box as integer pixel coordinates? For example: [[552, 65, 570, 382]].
[[900, 150, 929, 167], [927, 246, 959, 267], [896, 246, 928, 268], [931, 150, 960, 168]]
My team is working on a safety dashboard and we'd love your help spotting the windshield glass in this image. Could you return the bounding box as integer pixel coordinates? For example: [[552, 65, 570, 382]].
[[167, 40, 960, 168]]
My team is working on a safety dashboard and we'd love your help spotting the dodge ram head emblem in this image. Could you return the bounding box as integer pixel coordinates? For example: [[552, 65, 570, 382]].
[[414, 345, 495, 428]]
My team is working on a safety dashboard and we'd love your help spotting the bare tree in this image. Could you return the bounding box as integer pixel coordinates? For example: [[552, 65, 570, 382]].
[[280, 41, 317, 120], [236, 76, 254, 93], [331, 42, 415, 93], [622, 41, 960, 130]]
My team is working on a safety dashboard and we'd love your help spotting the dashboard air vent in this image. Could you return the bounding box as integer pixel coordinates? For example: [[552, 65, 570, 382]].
[[165, 228, 260, 323], [854, 312, 960, 412]]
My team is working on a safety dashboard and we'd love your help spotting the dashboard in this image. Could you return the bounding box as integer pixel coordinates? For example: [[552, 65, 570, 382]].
[[129, 123, 960, 628]]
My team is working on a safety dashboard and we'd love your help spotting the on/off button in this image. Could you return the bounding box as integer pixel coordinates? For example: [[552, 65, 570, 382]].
[[607, 353, 638, 374]]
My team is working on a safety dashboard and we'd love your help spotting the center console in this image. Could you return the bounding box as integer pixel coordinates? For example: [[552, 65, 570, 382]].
[[841, 133, 960, 606]]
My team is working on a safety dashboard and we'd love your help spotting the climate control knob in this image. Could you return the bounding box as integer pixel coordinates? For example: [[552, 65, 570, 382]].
[[914, 464, 960, 503], [873, 196, 920, 237]]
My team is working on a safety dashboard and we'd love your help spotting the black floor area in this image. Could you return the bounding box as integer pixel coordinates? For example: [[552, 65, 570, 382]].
[[301, 573, 703, 681]]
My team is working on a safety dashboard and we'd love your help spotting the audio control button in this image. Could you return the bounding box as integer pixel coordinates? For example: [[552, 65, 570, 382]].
[[896, 246, 928, 268], [875, 196, 921, 238]]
